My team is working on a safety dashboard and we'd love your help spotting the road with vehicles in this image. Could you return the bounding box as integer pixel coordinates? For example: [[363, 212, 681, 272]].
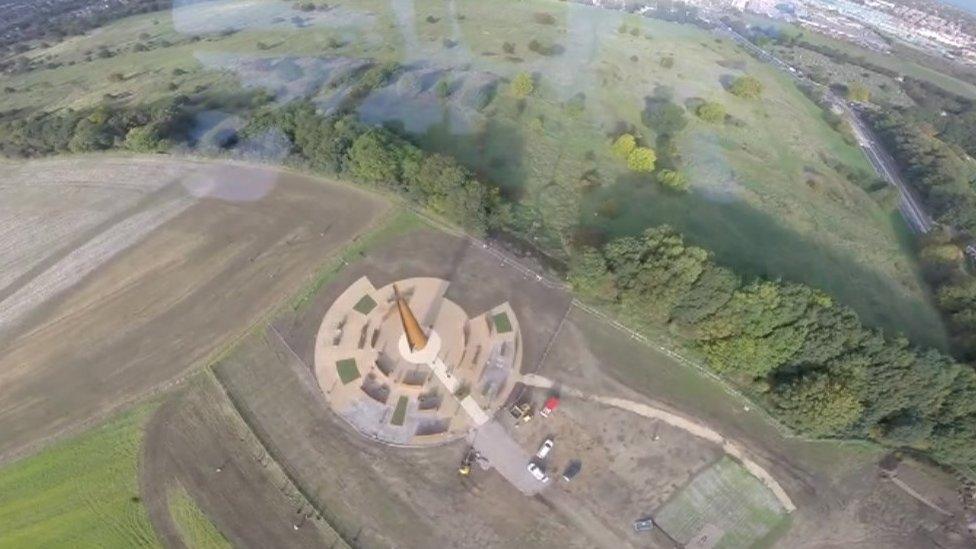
[[841, 102, 934, 233], [718, 25, 934, 234]]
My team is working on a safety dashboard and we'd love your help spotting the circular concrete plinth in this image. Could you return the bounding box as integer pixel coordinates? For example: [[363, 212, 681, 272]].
[[397, 331, 442, 364]]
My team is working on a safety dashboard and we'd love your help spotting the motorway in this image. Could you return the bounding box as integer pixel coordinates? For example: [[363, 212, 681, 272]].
[[718, 25, 935, 234]]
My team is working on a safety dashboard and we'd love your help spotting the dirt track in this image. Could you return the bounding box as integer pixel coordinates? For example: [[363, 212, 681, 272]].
[[0, 155, 388, 464]]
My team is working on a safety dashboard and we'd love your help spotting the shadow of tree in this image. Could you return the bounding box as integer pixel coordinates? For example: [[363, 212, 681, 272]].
[[579, 174, 948, 350]]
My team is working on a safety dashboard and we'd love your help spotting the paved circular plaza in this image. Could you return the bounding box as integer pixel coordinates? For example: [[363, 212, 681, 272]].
[[313, 276, 522, 445]]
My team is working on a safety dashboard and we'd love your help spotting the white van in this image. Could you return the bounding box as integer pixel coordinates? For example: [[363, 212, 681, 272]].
[[535, 438, 554, 460]]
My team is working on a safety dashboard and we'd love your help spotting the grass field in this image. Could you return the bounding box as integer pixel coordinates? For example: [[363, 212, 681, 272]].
[[0, 405, 159, 549], [654, 457, 787, 548], [0, 0, 949, 346], [167, 485, 230, 549]]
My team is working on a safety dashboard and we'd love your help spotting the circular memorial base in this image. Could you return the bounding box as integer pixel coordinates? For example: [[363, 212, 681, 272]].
[[397, 331, 442, 365]]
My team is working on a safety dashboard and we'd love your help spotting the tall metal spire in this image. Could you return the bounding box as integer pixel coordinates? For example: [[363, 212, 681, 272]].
[[393, 284, 428, 351]]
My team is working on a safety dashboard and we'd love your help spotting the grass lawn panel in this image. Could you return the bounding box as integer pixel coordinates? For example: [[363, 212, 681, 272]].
[[336, 358, 360, 385], [493, 312, 513, 333], [391, 396, 408, 426], [353, 294, 377, 315], [168, 485, 230, 549]]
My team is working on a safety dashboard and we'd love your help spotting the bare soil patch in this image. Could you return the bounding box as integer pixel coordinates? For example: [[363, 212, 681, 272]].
[[508, 391, 723, 548], [140, 373, 344, 548], [209, 225, 591, 547], [0, 156, 387, 464], [213, 330, 586, 548]]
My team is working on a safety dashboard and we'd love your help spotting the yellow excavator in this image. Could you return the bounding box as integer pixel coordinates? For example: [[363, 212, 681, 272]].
[[509, 402, 533, 426], [459, 448, 476, 476]]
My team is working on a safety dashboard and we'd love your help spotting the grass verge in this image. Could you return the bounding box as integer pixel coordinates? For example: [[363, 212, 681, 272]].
[[167, 484, 230, 549]]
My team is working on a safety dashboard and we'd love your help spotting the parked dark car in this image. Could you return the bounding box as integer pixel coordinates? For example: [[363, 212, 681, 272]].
[[562, 459, 582, 482]]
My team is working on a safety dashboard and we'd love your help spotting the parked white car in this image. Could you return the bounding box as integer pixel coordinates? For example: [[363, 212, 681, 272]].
[[527, 462, 550, 483], [535, 438, 554, 460]]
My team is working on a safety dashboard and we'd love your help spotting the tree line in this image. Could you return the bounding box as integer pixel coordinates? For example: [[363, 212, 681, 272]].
[[0, 95, 192, 157], [899, 77, 976, 161], [242, 100, 504, 234], [570, 226, 976, 469], [863, 109, 976, 234]]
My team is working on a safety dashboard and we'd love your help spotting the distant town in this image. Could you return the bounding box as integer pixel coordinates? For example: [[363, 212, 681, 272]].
[[588, 0, 976, 64]]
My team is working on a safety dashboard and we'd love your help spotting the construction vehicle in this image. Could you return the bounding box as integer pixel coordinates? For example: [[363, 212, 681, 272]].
[[509, 401, 533, 425], [459, 448, 476, 476], [540, 396, 560, 418]]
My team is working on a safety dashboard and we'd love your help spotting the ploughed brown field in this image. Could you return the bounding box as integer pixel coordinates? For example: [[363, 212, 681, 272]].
[[0, 155, 388, 464]]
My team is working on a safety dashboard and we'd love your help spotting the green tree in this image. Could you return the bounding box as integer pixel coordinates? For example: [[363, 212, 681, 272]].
[[124, 124, 168, 152], [408, 153, 499, 233], [876, 410, 933, 446], [611, 134, 636, 159], [67, 118, 111, 152], [604, 226, 709, 323], [436, 79, 450, 99], [627, 147, 656, 172], [846, 82, 871, 102], [510, 72, 534, 99], [696, 101, 726, 123], [670, 264, 738, 327], [657, 169, 688, 191], [569, 247, 616, 300], [642, 100, 686, 135], [728, 75, 763, 99], [698, 281, 813, 377], [346, 129, 402, 184], [773, 374, 863, 436]]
